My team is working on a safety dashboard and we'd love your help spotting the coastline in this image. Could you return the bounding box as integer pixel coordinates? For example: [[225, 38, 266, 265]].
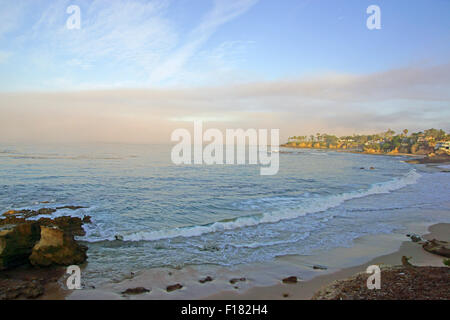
[[281, 145, 425, 159], [5, 150, 448, 300], [63, 220, 449, 300]]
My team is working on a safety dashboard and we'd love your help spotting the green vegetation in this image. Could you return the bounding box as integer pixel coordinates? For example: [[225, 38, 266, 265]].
[[284, 129, 450, 155]]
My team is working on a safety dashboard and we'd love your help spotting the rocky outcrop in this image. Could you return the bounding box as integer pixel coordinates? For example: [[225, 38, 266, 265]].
[[406, 151, 450, 164], [2, 206, 86, 219], [0, 278, 44, 299], [0, 222, 40, 270], [37, 216, 88, 237], [0, 265, 64, 300], [312, 265, 450, 300], [422, 239, 450, 258], [0, 207, 90, 270], [29, 225, 87, 267], [2, 208, 56, 219]]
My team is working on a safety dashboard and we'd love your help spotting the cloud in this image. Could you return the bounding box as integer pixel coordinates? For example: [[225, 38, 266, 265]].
[[1, 0, 258, 89], [149, 0, 259, 84], [0, 63, 449, 144], [33, 0, 176, 69]]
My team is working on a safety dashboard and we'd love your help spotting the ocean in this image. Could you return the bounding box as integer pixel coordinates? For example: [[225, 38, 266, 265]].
[[1, 144, 449, 285]]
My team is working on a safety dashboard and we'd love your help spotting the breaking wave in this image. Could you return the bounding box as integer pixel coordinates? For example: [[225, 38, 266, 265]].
[[98, 169, 421, 242]]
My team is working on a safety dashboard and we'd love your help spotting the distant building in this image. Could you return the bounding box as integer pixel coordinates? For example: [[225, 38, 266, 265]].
[[435, 141, 450, 153]]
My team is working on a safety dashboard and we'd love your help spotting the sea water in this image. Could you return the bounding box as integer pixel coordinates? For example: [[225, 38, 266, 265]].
[[0, 144, 449, 285]]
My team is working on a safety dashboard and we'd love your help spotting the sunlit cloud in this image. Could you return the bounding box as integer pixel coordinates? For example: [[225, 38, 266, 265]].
[[1, 64, 449, 144]]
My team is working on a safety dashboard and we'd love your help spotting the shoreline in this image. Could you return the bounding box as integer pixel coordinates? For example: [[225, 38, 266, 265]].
[[62, 221, 449, 300], [6, 151, 448, 300], [207, 223, 449, 300], [282, 145, 416, 157]]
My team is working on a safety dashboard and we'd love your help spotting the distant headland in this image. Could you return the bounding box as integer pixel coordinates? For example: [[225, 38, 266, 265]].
[[282, 128, 450, 163]]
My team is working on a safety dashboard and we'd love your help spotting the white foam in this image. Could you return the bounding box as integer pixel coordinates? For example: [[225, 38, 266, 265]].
[[115, 169, 421, 242]]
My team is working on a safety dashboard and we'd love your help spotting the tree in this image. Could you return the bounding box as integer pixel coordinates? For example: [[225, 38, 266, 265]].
[[403, 129, 408, 136], [385, 129, 395, 138]]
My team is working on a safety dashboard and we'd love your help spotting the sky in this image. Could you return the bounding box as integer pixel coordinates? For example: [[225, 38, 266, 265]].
[[0, 0, 449, 144]]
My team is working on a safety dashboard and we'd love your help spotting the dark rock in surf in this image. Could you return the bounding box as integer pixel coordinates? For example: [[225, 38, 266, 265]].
[[121, 287, 150, 295], [229, 277, 246, 284], [282, 276, 298, 284], [166, 283, 183, 292], [199, 276, 213, 284]]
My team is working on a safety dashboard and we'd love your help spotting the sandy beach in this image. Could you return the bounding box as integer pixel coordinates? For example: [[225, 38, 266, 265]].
[[208, 223, 449, 300], [62, 221, 449, 300]]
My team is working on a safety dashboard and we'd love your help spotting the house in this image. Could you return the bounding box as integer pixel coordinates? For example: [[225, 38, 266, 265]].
[[435, 141, 450, 153]]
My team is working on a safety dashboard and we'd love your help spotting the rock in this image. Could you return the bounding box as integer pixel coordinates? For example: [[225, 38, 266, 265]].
[[37, 216, 87, 237], [0, 222, 41, 270], [0, 216, 27, 226], [406, 234, 422, 243], [121, 287, 150, 295], [401, 256, 414, 267], [369, 167, 375, 170], [166, 283, 183, 292], [36, 208, 57, 215], [2, 209, 34, 218], [200, 243, 220, 251], [2, 208, 56, 219], [282, 276, 298, 284], [360, 167, 365, 170], [407, 153, 450, 164], [229, 277, 246, 284], [0, 278, 44, 300], [312, 266, 450, 300], [0, 210, 90, 270], [3, 210, 18, 216], [115, 234, 124, 241], [23, 281, 45, 299], [29, 225, 87, 267], [199, 276, 213, 284], [2, 206, 86, 219], [312, 265, 328, 270], [56, 206, 86, 210], [422, 239, 450, 258]]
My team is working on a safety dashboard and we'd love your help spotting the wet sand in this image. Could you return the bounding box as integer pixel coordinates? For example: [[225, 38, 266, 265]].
[[63, 222, 449, 300], [208, 223, 449, 300]]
